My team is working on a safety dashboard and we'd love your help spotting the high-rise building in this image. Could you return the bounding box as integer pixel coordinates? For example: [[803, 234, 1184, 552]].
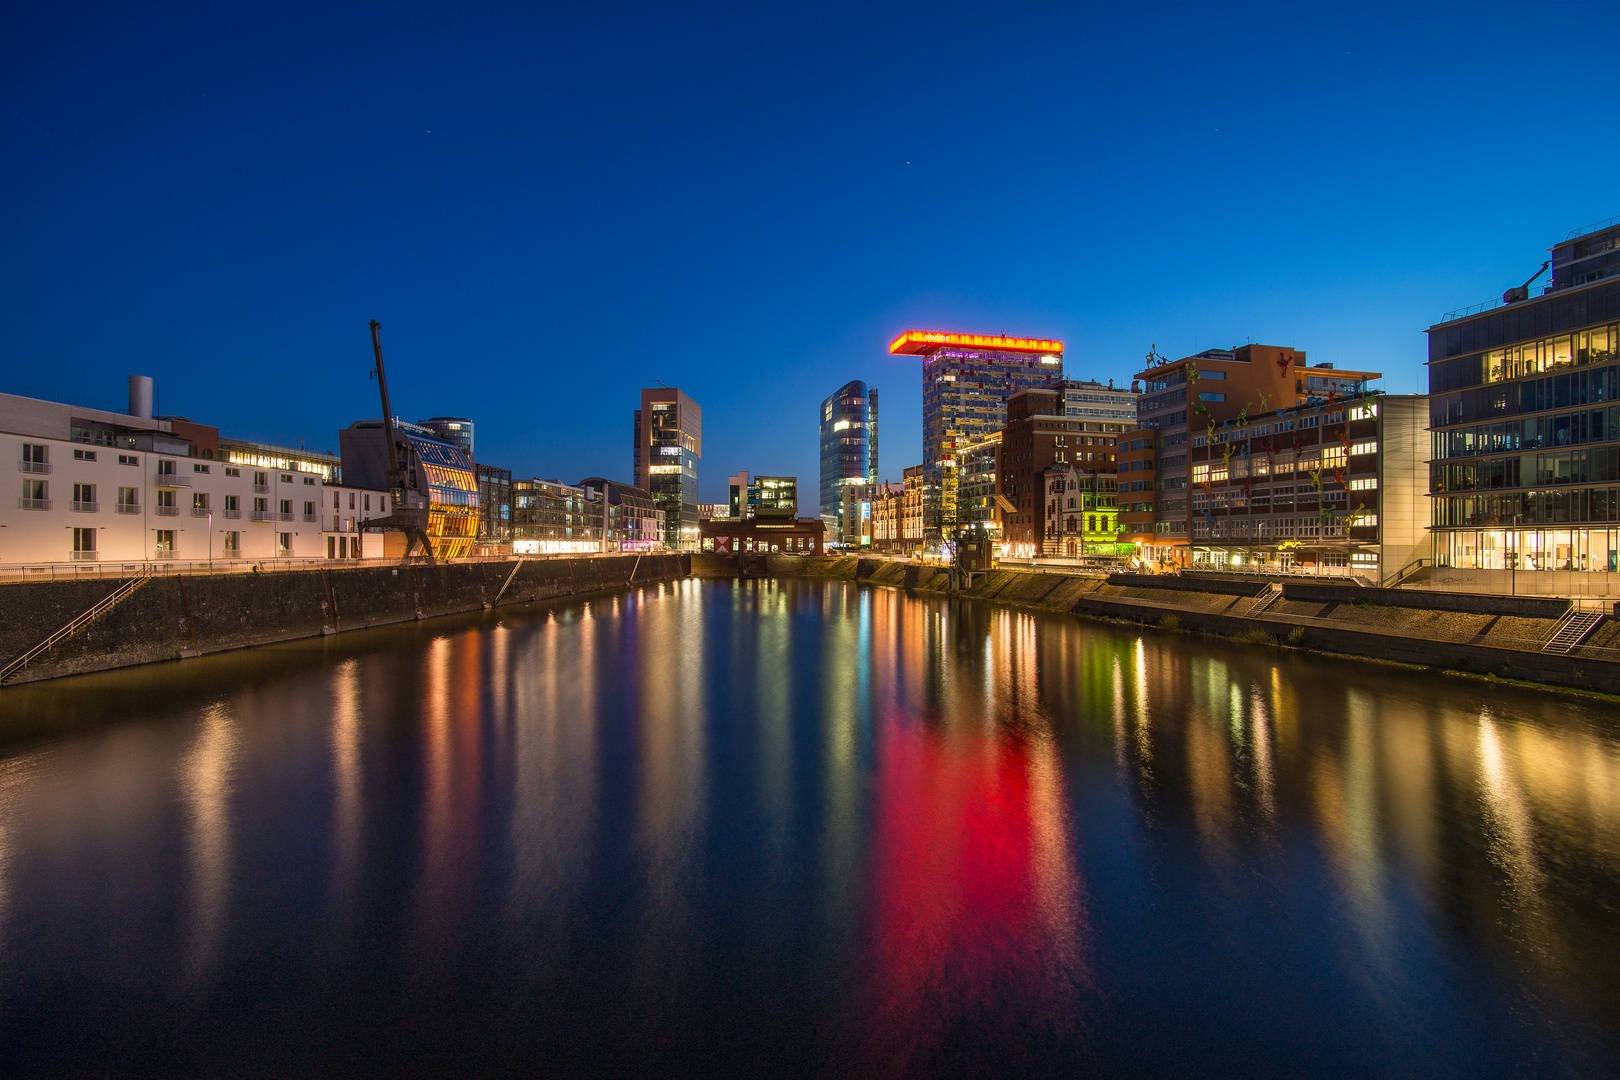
[[418, 417, 474, 459], [1121, 344, 1381, 567], [633, 388, 701, 550], [819, 380, 878, 530], [889, 330, 1064, 542], [1427, 216, 1620, 591]]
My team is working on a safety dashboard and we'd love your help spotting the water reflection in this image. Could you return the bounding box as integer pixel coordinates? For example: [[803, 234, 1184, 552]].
[[0, 579, 1615, 1076]]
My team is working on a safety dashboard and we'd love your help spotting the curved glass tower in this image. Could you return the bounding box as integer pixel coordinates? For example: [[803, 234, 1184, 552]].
[[819, 380, 878, 531]]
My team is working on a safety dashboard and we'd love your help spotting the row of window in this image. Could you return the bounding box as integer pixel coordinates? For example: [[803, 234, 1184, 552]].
[[1431, 446, 1620, 492], [1430, 363, 1618, 427], [1431, 406, 1618, 458], [1432, 487, 1620, 526]]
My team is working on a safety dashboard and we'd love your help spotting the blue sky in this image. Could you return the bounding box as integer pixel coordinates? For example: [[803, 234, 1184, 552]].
[[4, 1, 1618, 500]]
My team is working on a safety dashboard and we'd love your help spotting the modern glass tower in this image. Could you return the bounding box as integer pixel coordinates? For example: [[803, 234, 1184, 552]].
[[889, 330, 1063, 541], [819, 380, 878, 530], [633, 387, 702, 550]]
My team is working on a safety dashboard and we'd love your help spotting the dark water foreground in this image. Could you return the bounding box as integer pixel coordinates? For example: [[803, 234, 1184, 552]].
[[0, 579, 1616, 1078]]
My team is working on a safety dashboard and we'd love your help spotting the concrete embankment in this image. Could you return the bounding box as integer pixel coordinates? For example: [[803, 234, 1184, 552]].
[[0, 554, 688, 684], [691, 553, 1620, 695]]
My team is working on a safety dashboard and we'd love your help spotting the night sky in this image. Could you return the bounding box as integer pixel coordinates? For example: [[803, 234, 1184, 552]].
[[4, 1, 1618, 501]]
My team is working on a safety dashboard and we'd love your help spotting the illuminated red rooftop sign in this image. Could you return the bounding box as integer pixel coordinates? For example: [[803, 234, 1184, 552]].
[[888, 330, 1064, 356]]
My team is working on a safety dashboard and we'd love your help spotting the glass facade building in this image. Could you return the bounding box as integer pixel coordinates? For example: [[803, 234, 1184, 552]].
[[476, 463, 512, 543], [889, 330, 1064, 542], [339, 419, 479, 559], [818, 380, 877, 530], [1427, 218, 1620, 588], [633, 388, 701, 549], [417, 417, 474, 460]]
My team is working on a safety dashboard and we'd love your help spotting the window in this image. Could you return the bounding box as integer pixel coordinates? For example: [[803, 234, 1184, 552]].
[[280, 499, 292, 517], [334, 491, 341, 508], [281, 474, 293, 484], [157, 458, 178, 477], [348, 492, 355, 509], [254, 497, 268, 512], [1201, 371, 1226, 380], [254, 471, 267, 489], [22, 444, 48, 472], [303, 476, 315, 486], [155, 529, 175, 553], [1322, 447, 1347, 467], [119, 454, 140, 466], [364, 493, 371, 511], [72, 483, 96, 511], [1349, 478, 1378, 491], [72, 527, 96, 555], [278, 532, 292, 554], [117, 486, 139, 512], [225, 467, 240, 477], [224, 494, 240, 513], [74, 449, 97, 461], [1350, 441, 1378, 456], [223, 531, 239, 553], [1199, 393, 1226, 402], [193, 463, 210, 473], [303, 500, 315, 520], [21, 478, 48, 508], [193, 492, 210, 510]]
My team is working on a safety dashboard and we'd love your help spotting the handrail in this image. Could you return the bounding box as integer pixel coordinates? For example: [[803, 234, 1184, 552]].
[[1380, 557, 1430, 589], [0, 572, 152, 684], [1566, 214, 1619, 241]]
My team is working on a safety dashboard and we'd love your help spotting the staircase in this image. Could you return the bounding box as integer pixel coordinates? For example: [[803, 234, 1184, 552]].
[[1542, 609, 1605, 654], [1246, 583, 1283, 616], [0, 572, 153, 685]]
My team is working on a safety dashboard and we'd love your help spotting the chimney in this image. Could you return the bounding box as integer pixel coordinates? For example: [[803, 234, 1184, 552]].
[[128, 375, 156, 419]]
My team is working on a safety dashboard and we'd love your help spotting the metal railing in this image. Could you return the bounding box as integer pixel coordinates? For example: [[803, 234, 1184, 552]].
[[1566, 214, 1620, 240], [222, 508, 242, 519], [0, 550, 677, 583], [302, 513, 317, 522], [18, 498, 51, 511], [1438, 297, 1505, 323], [19, 460, 50, 473], [250, 510, 275, 522], [0, 570, 152, 685], [70, 551, 98, 562], [253, 483, 269, 493], [154, 472, 191, 487], [154, 505, 179, 516], [115, 503, 140, 514], [191, 506, 211, 517], [153, 550, 179, 559], [277, 512, 294, 522], [71, 501, 98, 513]]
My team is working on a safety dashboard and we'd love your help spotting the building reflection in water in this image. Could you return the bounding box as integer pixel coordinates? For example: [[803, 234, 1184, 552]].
[[178, 701, 238, 984], [415, 631, 486, 954], [329, 660, 362, 918]]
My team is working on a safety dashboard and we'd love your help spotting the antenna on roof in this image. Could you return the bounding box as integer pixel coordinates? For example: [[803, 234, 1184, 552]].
[[656, 380, 670, 388]]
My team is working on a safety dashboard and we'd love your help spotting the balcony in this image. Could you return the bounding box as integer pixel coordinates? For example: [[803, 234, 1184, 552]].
[[70, 550, 99, 562], [222, 508, 242, 519], [253, 483, 269, 494], [154, 505, 179, 516], [303, 513, 318, 523], [221, 549, 243, 558], [191, 506, 211, 517], [115, 503, 140, 514], [154, 472, 191, 488], [18, 498, 50, 511], [278, 512, 294, 522], [71, 501, 98, 512], [19, 460, 50, 474], [153, 549, 179, 560], [251, 510, 275, 522]]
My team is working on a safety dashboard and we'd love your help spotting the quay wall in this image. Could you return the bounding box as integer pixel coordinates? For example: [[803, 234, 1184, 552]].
[[689, 554, 1620, 695], [0, 554, 688, 684]]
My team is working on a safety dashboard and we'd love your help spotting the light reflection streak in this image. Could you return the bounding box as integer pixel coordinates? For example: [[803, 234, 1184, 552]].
[[1478, 713, 1544, 910], [329, 661, 362, 912], [179, 702, 237, 983]]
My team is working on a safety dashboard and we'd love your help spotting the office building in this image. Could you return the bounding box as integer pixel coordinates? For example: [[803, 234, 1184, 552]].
[[957, 432, 1004, 544], [634, 388, 701, 549], [699, 515, 825, 555], [340, 419, 479, 559], [476, 464, 513, 545], [1122, 344, 1381, 567], [889, 330, 1064, 541], [417, 417, 474, 459], [578, 477, 663, 551], [996, 388, 1120, 559], [751, 475, 797, 518], [728, 472, 749, 519], [819, 380, 878, 530], [1184, 392, 1428, 581], [1059, 378, 1138, 428], [1427, 217, 1620, 593], [511, 478, 594, 554]]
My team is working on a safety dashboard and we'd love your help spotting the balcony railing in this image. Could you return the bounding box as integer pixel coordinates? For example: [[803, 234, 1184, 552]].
[[154, 505, 179, 516], [20, 460, 51, 474], [153, 550, 179, 559], [221, 549, 243, 558], [115, 502, 140, 514], [71, 501, 98, 512], [251, 510, 275, 522], [154, 472, 191, 487], [278, 512, 294, 522], [18, 498, 50, 510], [301, 513, 316, 522], [222, 508, 242, 519], [253, 483, 269, 493], [194, 506, 216, 517], [70, 550, 99, 561]]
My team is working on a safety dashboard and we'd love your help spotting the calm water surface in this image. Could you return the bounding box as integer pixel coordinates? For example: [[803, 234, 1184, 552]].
[[0, 578, 1617, 1078]]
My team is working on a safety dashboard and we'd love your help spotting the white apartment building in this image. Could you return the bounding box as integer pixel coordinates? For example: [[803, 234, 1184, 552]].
[[2, 388, 388, 566]]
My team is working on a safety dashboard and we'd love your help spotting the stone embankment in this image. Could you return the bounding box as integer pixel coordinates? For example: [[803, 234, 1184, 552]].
[[0, 554, 688, 684], [691, 553, 1620, 695]]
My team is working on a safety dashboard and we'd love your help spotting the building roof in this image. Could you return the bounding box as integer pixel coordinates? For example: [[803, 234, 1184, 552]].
[[888, 329, 1064, 357]]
